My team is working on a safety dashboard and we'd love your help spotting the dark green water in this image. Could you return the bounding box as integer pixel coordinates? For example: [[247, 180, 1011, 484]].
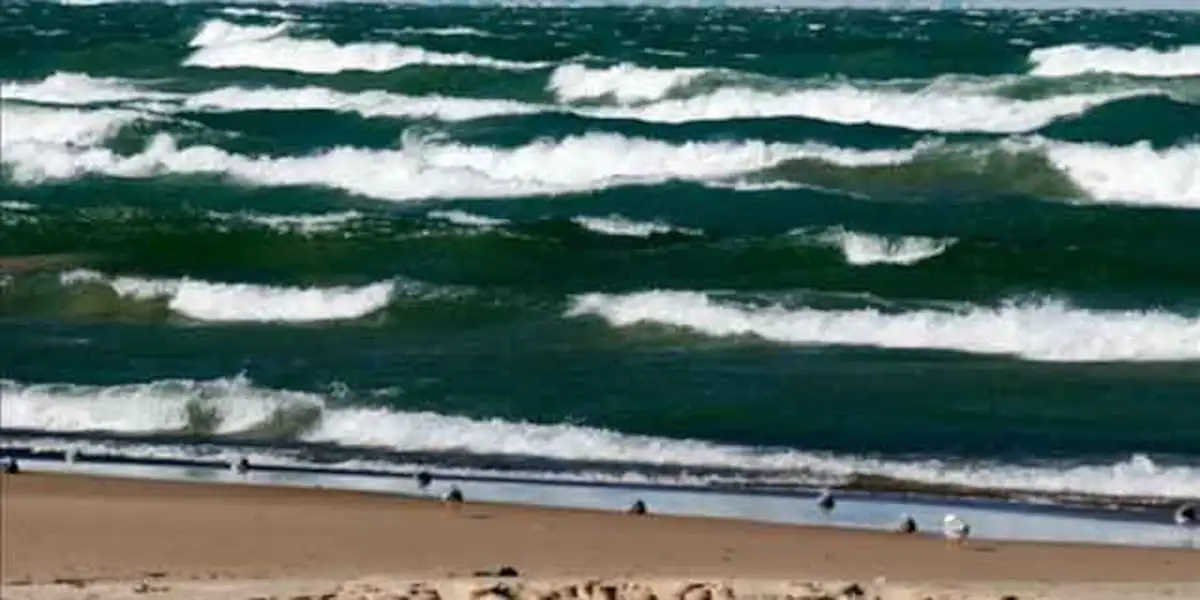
[[2, 0, 1199, 501]]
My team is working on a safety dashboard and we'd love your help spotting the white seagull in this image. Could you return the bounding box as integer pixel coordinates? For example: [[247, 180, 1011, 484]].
[[942, 514, 970, 545]]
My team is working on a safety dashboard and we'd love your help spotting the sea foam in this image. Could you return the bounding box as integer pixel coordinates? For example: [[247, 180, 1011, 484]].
[[567, 290, 1200, 363]]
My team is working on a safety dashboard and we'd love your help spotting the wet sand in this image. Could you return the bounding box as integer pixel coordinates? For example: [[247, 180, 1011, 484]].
[[3, 472, 1198, 599]]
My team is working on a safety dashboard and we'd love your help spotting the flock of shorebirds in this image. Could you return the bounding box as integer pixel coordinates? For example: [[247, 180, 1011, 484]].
[[2, 455, 1197, 546]]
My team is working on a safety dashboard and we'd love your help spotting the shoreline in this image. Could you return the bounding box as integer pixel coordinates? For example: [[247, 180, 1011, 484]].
[[4, 471, 1200, 594], [7, 453, 1194, 551], [3, 438, 1192, 520]]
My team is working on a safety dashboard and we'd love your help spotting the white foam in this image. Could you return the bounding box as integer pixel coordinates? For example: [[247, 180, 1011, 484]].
[[1040, 139, 1200, 208], [549, 63, 707, 104], [1030, 44, 1200, 77], [572, 214, 699, 238], [0, 201, 38, 211], [184, 19, 547, 74], [4, 375, 1200, 500], [0, 104, 140, 147], [60, 269, 394, 322], [217, 7, 298, 21], [394, 26, 494, 37], [184, 85, 545, 122], [806, 227, 954, 266], [427, 209, 510, 228], [586, 85, 1153, 133], [1, 72, 175, 106], [567, 291, 1200, 362], [1, 131, 915, 201], [206, 210, 364, 234], [188, 19, 291, 48], [0, 375, 319, 433]]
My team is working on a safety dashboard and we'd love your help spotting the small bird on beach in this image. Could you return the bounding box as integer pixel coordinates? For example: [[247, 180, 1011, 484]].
[[942, 514, 970, 545], [628, 499, 647, 515], [1, 456, 19, 475], [444, 484, 464, 506], [816, 488, 836, 512], [897, 514, 918, 534]]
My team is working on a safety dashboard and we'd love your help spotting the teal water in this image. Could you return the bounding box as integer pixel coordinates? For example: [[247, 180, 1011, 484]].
[[2, 1, 1200, 503]]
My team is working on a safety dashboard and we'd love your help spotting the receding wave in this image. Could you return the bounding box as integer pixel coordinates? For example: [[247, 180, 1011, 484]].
[[567, 290, 1200, 363], [2, 375, 1198, 502]]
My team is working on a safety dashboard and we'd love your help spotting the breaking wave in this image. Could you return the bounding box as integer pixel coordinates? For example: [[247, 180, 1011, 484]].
[[59, 269, 395, 323], [567, 291, 1200, 363], [183, 19, 548, 74], [3, 375, 1199, 501]]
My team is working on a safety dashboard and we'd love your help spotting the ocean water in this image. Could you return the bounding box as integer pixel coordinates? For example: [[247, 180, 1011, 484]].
[[2, 0, 1200, 507]]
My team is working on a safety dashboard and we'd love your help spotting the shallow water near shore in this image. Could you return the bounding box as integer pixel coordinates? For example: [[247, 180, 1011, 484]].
[[16, 457, 1197, 551]]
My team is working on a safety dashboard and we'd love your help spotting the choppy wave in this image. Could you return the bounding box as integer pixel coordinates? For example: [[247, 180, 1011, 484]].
[[183, 85, 545, 122], [6, 102, 1199, 208], [801, 227, 955, 266], [3, 375, 1198, 501], [1, 72, 173, 106], [6, 64, 1188, 139], [2, 123, 916, 200], [548, 63, 710, 104], [572, 214, 700, 238], [183, 19, 548, 74], [206, 210, 365, 234], [0, 104, 143, 146], [548, 63, 1163, 133], [426, 209, 510, 228], [568, 291, 1200, 363], [1030, 44, 1200, 78], [59, 269, 395, 322]]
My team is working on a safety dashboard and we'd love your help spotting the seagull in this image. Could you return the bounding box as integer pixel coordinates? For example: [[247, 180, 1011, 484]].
[[942, 514, 970, 545], [816, 488, 836, 512], [415, 470, 433, 490], [897, 514, 918, 534]]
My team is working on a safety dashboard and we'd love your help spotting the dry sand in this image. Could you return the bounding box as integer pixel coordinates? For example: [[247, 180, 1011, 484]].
[[2, 472, 1198, 599]]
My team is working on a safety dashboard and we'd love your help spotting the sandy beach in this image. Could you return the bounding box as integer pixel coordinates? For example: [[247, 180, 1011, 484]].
[[2, 472, 1198, 600]]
